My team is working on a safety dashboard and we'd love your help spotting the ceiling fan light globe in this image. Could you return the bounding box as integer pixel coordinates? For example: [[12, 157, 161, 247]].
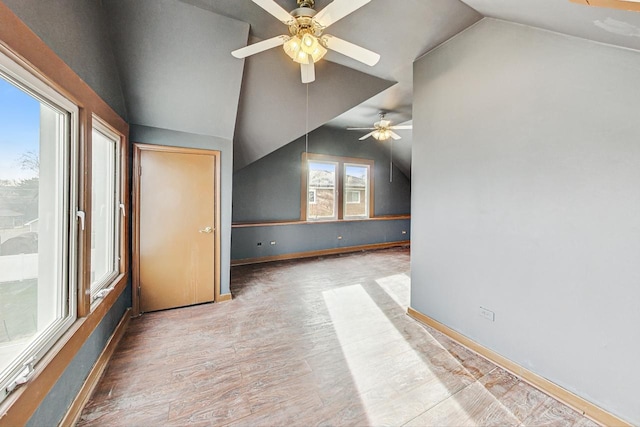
[[283, 36, 302, 60], [372, 129, 390, 141], [310, 43, 327, 62], [294, 50, 310, 64], [301, 33, 318, 54]]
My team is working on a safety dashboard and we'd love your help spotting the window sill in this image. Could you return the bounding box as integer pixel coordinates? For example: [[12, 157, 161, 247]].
[[232, 214, 410, 228]]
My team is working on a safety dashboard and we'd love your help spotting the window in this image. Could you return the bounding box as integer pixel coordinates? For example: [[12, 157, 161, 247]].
[[90, 118, 122, 301], [344, 164, 369, 218], [302, 153, 373, 221], [307, 161, 337, 220], [0, 50, 78, 403]]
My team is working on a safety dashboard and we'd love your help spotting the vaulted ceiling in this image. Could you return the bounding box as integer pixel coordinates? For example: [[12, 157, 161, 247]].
[[101, 0, 640, 175], [463, 0, 640, 51]]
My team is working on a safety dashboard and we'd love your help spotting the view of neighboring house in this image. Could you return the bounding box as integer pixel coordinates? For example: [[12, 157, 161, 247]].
[[0, 208, 23, 229], [344, 172, 368, 217], [308, 163, 369, 219]]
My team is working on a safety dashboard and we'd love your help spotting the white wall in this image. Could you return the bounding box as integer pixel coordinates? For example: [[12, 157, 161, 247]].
[[411, 18, 640, 424]]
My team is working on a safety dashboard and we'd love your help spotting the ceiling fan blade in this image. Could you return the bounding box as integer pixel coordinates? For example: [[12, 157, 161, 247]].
[[347, 127, 376, 130], [232, 35, 288, 59], [389, 125, 412, 130], [323, 35, 380, 66], [315, 0, 371, 28], [301, 61, 315, 84], [359, 131, 376, 141], [389, 131, 402, 140], [251, 0, 293, 24]]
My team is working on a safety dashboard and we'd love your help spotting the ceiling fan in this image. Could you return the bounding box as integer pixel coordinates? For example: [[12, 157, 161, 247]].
[[231, 0, 380, 84], [347, 113, 412, 141]]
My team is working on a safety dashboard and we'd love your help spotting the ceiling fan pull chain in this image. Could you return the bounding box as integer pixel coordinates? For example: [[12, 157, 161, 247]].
[[390, 140, 393, 183]]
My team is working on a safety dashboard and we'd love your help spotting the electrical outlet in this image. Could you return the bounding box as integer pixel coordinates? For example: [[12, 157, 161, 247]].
[[337, 236, 343, 240], [257, 242, 262, 246], [479, 307, 495, 321], [270, 241, 276, 245]]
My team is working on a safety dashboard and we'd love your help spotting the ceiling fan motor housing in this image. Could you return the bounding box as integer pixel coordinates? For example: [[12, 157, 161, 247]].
[[289, 8, 324, 38], [296, 0, 315, 9]]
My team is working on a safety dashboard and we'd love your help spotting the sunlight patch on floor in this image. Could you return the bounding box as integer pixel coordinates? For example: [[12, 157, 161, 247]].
[[322, 281, 524, 425], [375, 273, 411, 308], [322, 283, 451, 423]]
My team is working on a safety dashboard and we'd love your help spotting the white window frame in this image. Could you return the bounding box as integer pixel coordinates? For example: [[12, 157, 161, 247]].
[[0, 50, 78, 404], [308, 189, 317, 204], [343, 163, 370, 219], [89, 116, 123, 303], [306, 160, 338, 221], [302, 153, 374, 221]]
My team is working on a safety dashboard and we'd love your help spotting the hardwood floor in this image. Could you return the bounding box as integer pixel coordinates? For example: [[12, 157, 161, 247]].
[[78, 248, 599, 426]]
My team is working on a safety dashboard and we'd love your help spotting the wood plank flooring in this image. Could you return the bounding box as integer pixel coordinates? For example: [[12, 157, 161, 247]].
[[78, 248, 599, 426]]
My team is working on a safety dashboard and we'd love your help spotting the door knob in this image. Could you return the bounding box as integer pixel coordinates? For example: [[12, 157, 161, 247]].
[[199, 226, 213, 234]]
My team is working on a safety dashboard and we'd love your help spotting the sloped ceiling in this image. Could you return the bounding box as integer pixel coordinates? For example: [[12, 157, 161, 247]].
[[233, 48, 394, 170], [101, 0, 640, 175], [103, 0, 248, 140], [461, 0, 640, 51], [2, 0, 127, 119], [178, 0, 482, 173]]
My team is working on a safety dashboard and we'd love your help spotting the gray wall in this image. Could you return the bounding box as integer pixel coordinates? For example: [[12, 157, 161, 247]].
[[232, 219, 410, 260], [232, 126, 411, 260], [233, 126, 411, 222], [411, 18, 640, 424], [104, 0, 247, 296], [3, 0, 127, 118], [131, 125, 233, 295], [27, 287, 130, 426]]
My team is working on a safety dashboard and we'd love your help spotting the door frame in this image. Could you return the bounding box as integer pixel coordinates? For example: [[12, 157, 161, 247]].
[[132, 143, 221, 316]]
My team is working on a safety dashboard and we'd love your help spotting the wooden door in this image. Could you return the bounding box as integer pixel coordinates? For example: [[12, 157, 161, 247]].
[[133, 144, 220, 313]]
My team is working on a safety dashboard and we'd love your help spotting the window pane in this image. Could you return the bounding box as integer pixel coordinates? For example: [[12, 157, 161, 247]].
[[344, 164, 369, 218], [0, 76, 70, 386], [90, 128, 117, 294], [308, 161, 336, 220]]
